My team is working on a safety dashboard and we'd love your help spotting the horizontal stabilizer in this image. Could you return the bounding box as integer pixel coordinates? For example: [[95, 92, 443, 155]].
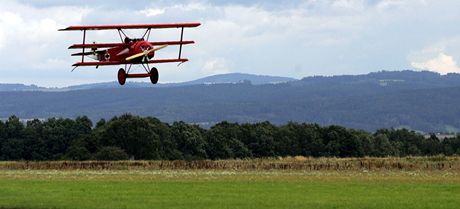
[[71, 51, 100, 56]]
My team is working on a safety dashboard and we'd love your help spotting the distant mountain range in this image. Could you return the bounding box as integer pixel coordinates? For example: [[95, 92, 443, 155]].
[[0, 83, 43, 91], [0, 73, 297, 91], [1, 70, 459, 133]]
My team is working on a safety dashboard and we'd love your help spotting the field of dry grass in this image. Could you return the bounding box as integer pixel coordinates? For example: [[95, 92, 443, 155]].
[[1, 156, 459, 171]]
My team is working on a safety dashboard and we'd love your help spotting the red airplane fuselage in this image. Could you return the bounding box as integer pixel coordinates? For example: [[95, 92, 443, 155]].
[[95, 38, 154, 63]]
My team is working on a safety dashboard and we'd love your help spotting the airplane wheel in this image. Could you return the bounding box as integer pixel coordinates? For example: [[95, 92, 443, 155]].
[[150, 67, 159, 84], [118, 68, 126, 85]]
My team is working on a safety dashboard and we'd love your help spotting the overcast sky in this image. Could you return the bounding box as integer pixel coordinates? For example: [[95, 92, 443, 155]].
[[0, 0, 459, 87]]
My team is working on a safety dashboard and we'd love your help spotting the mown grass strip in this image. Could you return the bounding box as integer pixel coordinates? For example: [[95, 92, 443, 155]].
[[0, 169, 459, 209]]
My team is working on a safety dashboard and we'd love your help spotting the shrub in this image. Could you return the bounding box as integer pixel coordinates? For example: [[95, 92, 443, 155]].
[[93, 146, 129, 161], [64, 145, 91, 161]]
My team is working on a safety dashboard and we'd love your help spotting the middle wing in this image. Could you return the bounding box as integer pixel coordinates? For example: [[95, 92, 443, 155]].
[[68, 41, 195, 49], [72, 59, 189, 67]]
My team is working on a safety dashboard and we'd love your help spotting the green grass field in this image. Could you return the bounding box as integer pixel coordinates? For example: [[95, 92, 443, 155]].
[[1, 169, 460, 209]]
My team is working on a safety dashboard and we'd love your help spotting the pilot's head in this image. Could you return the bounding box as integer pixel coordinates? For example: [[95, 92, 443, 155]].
[[124, 37, 132, 44]]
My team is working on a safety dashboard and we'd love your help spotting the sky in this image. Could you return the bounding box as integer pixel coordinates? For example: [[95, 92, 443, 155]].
[[0, 0, 459, 87]]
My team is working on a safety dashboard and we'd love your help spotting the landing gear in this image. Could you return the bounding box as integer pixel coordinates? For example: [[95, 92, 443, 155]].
[[116, 66, 159, 86], [118, 68, 126, 85], [150, 67, 159, 84]]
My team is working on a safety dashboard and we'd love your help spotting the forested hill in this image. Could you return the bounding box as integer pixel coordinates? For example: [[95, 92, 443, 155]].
[[1, 70, 460, 133], [0, 73, 296, 91]]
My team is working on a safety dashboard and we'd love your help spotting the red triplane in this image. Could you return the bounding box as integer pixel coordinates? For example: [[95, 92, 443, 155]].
[[59, 23, 200, 85]]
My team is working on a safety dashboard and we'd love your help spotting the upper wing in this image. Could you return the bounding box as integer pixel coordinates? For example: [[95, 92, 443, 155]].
[[59, 23, 201, 31]]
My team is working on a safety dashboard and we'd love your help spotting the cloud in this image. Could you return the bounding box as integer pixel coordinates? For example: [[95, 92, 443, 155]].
[[376, 0, 406, 10], [139, 2, 207, 18], [171, 2, 207, 11], [0, 28, 4, 48], [332, 0, 365, 10], [202, 58, 230, 75], [411, 53, 460, 75], [139, 8, 165, 17], [0, 2, 92, 85], [375, 0, 427, 11], [408, 37, 460, 74], [0, 3, 91, 57]]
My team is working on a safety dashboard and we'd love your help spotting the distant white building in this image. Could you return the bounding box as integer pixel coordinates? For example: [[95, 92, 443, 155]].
[[424, 133, 457, 141]]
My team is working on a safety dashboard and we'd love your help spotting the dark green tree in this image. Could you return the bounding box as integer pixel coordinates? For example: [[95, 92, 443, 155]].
[[1, 138, 24, 160], [171, 121, 207, 160], [322, 125, 364, 157], [372, 134, 395, 157], [240, 122, 276, 158], [276, 123, 324, 157], [5, 115, 24, 139], [65, 145, 91, 160], [421, 134, 443, 155], [0, 120, 5, 158], [75, 116, 93, 135], [22, 119, 48, 160], [442, 136, 460, 155], [144, 117, 176, 159], [93, 146, 129, 160], [41, 118, 85, 159], [206, 122, 251, 159], [98, 114, 161, 160], [1, 116, 25, 160], [0, 120, 5, 139], [384, 129, 424, 156], [95, 118, 106, 129]]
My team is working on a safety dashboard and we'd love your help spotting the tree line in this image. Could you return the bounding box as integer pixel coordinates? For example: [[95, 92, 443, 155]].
[[0, 114, 459, 160]]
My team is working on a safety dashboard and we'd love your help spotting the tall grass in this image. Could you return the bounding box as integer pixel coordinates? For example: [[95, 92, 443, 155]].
[[0, 156, 459, 171]]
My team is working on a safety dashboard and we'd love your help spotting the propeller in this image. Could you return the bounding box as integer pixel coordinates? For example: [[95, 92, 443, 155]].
[[125, 45, 168, 62]]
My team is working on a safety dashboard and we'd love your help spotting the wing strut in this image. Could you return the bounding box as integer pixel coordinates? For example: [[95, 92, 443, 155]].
[[81, 29, 86, 63], [178, 27, 184, 59], [142, 28, 152, 41], [117, 29, 124, 42], [73, 29, 86, 72]]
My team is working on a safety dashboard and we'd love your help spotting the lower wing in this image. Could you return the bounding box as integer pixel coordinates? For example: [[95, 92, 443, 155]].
[[72, 58, 189, 67]]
